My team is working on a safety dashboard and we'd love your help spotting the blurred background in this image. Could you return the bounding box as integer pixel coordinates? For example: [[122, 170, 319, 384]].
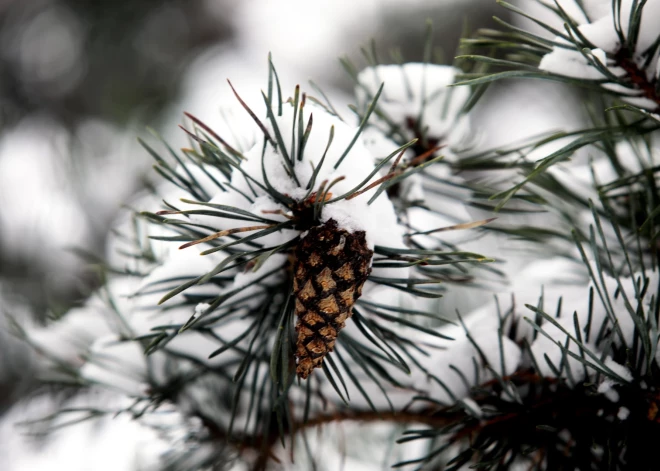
[[0, 0, 581, 428]]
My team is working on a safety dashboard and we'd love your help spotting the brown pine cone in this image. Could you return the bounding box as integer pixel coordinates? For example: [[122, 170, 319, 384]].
[[292, 218, 373, 379]]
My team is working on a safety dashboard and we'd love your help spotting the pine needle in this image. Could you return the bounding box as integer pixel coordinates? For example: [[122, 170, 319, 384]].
[[179, 225, 275, 250]]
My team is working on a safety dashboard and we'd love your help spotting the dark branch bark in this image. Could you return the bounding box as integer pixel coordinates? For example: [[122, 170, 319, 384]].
[[614, 48, 660, 109]]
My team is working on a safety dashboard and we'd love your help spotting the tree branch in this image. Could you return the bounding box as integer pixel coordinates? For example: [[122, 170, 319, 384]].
[[614, 48, 660, 109]]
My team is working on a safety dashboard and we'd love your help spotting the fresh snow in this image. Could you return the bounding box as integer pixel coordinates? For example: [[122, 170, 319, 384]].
[[538, 0, 660, 109], [356, 63, 473, 156]]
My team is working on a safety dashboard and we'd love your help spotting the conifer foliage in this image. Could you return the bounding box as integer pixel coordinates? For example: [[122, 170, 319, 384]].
[[10, 1, 660, 470]]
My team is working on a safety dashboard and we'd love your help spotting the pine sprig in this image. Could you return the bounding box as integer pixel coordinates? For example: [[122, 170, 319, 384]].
[[50, 57, 495, 465], [453, 0, 660, 211], [17, 5, 660, 469], [395, 195, 660, 469]]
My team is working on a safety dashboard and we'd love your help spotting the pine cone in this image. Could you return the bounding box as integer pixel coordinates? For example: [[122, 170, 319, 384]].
[[293, 219, 373, 379]]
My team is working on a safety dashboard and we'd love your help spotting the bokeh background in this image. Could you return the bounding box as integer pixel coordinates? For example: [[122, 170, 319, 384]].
[[0, 0, 583, 460]]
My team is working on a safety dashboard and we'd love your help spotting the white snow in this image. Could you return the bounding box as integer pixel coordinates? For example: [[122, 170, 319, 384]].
[[182, 87, 406, 255], [597, 378, 620, 402], [80, 336, 153, 397], [356, 63, 473, 156], [194, 302, 211, 315], [539, 45, 619, 80], [538, 0, 660, 109], [602, 357, 633, 383], [617, 406, 630, 420], [0, 392, 171, 471], [0, 117, 91, 271]]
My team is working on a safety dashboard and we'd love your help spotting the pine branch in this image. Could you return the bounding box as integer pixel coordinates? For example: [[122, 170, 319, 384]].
[[614, 47, 660, 108]]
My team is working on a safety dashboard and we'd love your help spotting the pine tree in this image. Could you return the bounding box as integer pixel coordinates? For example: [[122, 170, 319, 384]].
[[7, 1, 660, 470]]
